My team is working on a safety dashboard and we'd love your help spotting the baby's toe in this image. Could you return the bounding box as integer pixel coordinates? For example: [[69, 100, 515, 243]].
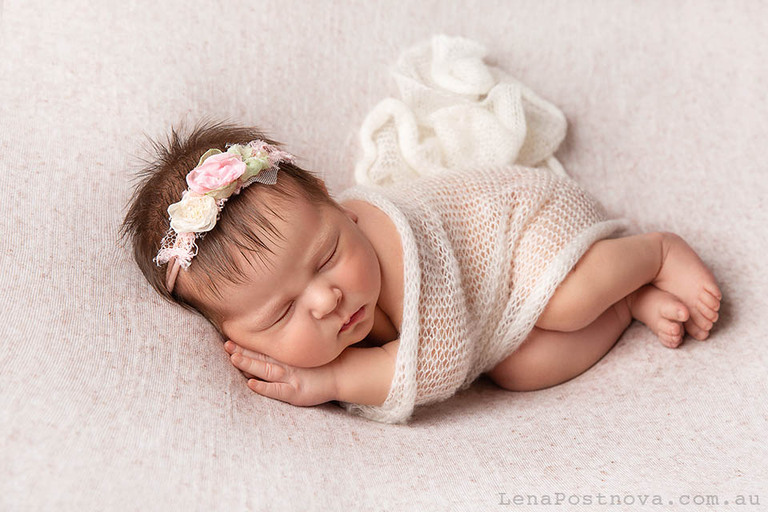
[[660, 300, 689, 323], [656, 319, 683, 348], [659, 330, 683, 348], [663, 320, 683, 337], [697, 300, 719, 323], [685, 320, 710, 341], [689, 307, 714, 332], [699, 289, 721, 311], [704, 283, 723, 301]]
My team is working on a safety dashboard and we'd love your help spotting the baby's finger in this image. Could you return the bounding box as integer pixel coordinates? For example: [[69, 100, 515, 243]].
[[224, 340, 243, 354], [231, 353, 286, 382], [248, 379, 293, 403], [224, 346, 263, 379], [224, 341, 272, 361]]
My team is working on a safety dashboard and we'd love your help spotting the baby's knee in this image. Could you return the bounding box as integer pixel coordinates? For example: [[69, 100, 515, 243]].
[[536, 296, 592, 332]]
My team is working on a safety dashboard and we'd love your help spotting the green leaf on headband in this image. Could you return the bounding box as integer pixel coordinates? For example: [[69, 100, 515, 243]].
[[227, 144, 253, 160], [198, 148, 222, 166], [243, 156, 269, 178]]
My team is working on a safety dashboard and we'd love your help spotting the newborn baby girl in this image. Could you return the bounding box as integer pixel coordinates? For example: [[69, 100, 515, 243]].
[[122, 123, 721, 423]]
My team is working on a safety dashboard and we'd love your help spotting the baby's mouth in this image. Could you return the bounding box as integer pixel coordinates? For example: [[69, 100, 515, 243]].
[[340, 306, 365, 333]]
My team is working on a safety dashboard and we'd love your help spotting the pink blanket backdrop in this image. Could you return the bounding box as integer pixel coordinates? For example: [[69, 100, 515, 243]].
[[1, 1, 765, 510]]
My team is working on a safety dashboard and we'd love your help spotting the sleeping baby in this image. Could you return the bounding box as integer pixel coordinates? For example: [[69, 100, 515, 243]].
[[121, 122, 721, 423]]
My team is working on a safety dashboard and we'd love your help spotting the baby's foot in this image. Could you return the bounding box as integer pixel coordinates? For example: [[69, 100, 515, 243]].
[[652, 232, 722, 341], [627, 285, 689, 348]]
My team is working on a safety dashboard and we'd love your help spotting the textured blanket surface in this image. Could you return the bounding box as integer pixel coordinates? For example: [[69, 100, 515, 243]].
[[1, 1, 766, 510]]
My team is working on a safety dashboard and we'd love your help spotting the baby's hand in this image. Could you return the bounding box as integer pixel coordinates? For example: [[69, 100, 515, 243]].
[[223, 340, 338, 407]]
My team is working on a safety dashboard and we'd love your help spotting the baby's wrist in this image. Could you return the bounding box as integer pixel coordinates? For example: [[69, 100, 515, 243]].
[[326, 358, 343, 403], [329, 341, 399, 406]]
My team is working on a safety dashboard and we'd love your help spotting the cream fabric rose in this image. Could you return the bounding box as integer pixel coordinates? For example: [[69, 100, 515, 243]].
[[167, 192, 219, 233]]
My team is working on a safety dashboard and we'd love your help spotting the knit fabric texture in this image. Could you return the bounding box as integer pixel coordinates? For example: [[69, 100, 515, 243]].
[[339, 35, 626, 423], [354, 34, 569, 186], [339, 166, 626, 423]]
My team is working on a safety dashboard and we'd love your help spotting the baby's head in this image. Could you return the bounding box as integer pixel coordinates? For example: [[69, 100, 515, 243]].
[[122, 122, 382, 367]]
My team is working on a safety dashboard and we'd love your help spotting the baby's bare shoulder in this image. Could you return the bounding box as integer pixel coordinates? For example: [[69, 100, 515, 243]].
[[341, 199, 401, 261], [341, 199, 396, 237]]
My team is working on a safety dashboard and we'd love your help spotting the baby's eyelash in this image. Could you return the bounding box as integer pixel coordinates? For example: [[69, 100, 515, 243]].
[[322, 249, 336, 267], [276, 302, 294, 323], [321, 238, 340, 268]]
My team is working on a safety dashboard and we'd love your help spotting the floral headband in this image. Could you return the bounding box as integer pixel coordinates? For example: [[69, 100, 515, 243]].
[[155, 140, 294, 293]]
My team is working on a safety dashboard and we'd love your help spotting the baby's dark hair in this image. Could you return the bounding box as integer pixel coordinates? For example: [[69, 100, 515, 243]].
[[120, 121, 337, 330]]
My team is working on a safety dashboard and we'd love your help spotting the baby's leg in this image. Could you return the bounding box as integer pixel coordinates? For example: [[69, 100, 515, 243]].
[[488, 301, 632, 392], [536, 232, 721, 340], [490, 283, 693, 391]]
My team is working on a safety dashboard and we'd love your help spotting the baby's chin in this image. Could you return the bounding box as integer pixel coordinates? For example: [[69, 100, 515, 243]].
[[292, 353, 340, 368], [285, 321, 375, 368], [291, 344, 348, 368], [346, 329, 381, 350]]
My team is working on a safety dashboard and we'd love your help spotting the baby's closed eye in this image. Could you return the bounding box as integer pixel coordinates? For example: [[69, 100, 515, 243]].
[[275, 302, 295, 324], [319, 235, 340, 270]]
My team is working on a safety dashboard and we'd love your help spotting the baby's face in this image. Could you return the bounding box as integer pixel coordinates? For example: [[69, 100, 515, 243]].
[[214, 196, 382, 368]]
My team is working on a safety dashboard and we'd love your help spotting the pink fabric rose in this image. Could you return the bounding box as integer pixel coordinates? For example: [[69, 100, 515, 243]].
[[186, 152, 246, 197]]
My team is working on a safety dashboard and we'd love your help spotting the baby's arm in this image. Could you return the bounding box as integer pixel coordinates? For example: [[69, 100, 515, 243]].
[[331, 340, 400, 405], [225, 340, 399, 407]]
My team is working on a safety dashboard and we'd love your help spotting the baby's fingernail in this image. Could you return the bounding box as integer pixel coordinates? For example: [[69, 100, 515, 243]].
[[231, 353, 242, 364], [224, 341, 233, 352]]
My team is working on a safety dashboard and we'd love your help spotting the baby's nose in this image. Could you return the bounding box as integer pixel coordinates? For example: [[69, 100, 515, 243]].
[[310, 285, 342, 320]]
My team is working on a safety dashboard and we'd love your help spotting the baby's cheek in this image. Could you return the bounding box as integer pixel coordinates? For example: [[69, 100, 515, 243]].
[[223, 325, 271, 358], [235, 337, 265, 356], [363, 250, 383, 291], [347, 243, 376, 285]]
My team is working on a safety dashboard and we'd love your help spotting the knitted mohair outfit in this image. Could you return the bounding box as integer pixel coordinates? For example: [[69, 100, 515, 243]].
[[338, 167, 624, 423], [340, 36, 625, 423]]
